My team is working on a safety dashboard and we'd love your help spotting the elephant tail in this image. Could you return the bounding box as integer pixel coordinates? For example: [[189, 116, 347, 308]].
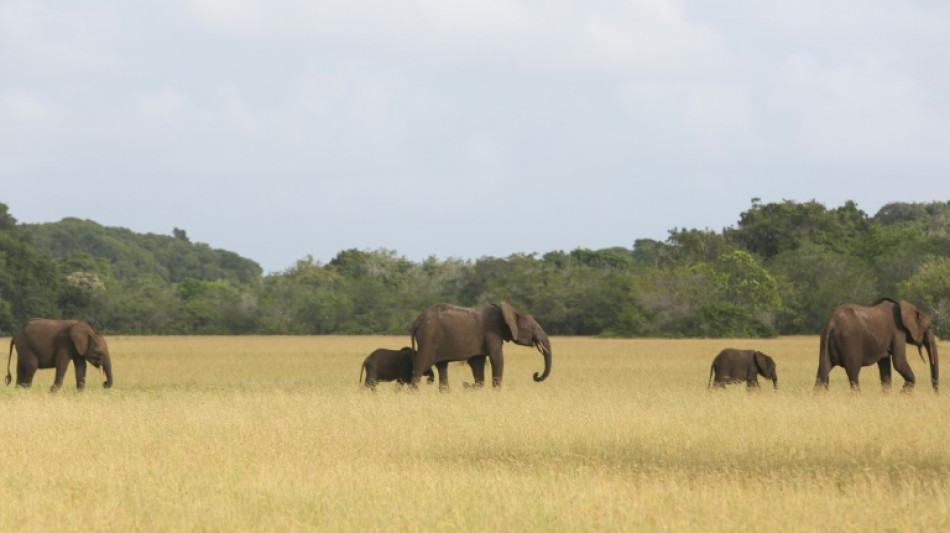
[[359, 363, 366, 386], [708, 363, 715, 388], [410, 323, 418, 354], [816, 323, 834, 389], [5, 336, 13, 386], [409, 312, 424, 354]]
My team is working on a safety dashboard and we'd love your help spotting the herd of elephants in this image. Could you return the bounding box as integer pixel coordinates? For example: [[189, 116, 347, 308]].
[[4, 298, 940, 394]]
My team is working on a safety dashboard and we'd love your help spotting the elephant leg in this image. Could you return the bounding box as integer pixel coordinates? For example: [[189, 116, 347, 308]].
[[485, 340, 504, 387], [73, 357, 87, 391], [746, 365, 759, 390], [51, 359, 70, 393], [16, 358, 37, 387], [362, 365, 376, 392], [892, 354, 916, 392], [490, 357, 504, 388], [814, 365, 830, 390], [877, 357, 892, 393], [844, 362, 861, 392], [410, 348, 435, 389], [467, 356, 487, 389], [436, 362, 450, 392]]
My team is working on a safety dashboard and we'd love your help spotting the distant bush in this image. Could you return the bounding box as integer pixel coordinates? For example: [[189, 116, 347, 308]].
[[3, 199, 949, 337]]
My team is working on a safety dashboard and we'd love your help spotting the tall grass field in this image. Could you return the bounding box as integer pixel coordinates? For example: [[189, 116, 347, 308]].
[[3, 335, 949, 531]]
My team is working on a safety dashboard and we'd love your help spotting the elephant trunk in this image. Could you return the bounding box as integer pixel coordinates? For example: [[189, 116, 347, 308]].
[[925, 330, 938, 392], [102, 356, 113, 389], [533, 335, 552, 382]]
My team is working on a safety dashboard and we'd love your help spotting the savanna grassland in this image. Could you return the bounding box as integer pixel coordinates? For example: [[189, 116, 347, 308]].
[[3, 336, 950, 532]]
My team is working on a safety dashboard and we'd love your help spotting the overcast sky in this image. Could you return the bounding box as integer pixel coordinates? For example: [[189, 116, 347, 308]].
[[3, 1, 950, 273]]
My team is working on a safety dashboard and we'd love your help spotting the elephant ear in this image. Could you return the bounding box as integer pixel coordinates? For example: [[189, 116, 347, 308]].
[[752, 351, 763, 374], [500, 301, 520, 342], [69, 322, 93, 356], [899, 300, 924, 346]]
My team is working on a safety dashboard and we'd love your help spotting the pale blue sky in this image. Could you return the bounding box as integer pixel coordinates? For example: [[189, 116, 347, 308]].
[[3, 1, 949, 272]]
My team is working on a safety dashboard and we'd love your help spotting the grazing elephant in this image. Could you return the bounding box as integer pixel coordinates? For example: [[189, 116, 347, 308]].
[[6, 319, 114, 392], [359, 347, 434, 391], [708, 348, 777, 390], [816, 298, 939, 392], [410, 301, 552, 390]]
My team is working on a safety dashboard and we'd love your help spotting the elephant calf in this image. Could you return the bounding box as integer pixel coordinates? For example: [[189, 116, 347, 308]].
[[360, 347, 434, 392], [708, 348, 777, 390]]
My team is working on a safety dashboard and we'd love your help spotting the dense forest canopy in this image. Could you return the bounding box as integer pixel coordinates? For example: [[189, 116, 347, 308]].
[[2, 199, 949, 338]]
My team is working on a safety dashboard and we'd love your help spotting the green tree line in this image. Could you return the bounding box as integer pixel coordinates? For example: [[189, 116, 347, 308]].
[[2, 199, 949, 337]]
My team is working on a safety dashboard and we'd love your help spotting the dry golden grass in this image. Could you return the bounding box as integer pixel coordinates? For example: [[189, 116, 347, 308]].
[[3, 335, 949, 531]]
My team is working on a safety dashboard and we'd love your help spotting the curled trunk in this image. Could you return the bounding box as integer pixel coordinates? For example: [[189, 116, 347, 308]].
[[533, 336, 552, 382]]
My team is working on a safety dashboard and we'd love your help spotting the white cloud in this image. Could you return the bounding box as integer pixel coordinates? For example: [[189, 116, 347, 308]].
[[180, 0, 265, 34], [770, 52, 947, 163], [618, 79, 755, 157], [137, 88, 193, 119], [4, 0, 950, 271], [178, 0, 727, 76], [0, 87, 61, 126], [679, 83, 753, 146], [0, 0, 122, 79]]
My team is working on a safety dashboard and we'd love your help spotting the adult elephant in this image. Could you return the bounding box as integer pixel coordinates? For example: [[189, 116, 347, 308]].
[[6, 319, 114, 392], [815, 298, 938, 392], [410, 301, 552, 389]]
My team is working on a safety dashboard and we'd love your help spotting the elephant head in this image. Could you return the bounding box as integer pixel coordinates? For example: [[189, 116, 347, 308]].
[[898, 300, 939, 391], [500, 301, 552, 382], [70, 321, 113, 388], [753, 351, 778, 389]]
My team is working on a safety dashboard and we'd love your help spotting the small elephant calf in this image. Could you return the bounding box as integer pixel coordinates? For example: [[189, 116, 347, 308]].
[[360, 347, 434, 392], [708, 348, 777, 390]]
